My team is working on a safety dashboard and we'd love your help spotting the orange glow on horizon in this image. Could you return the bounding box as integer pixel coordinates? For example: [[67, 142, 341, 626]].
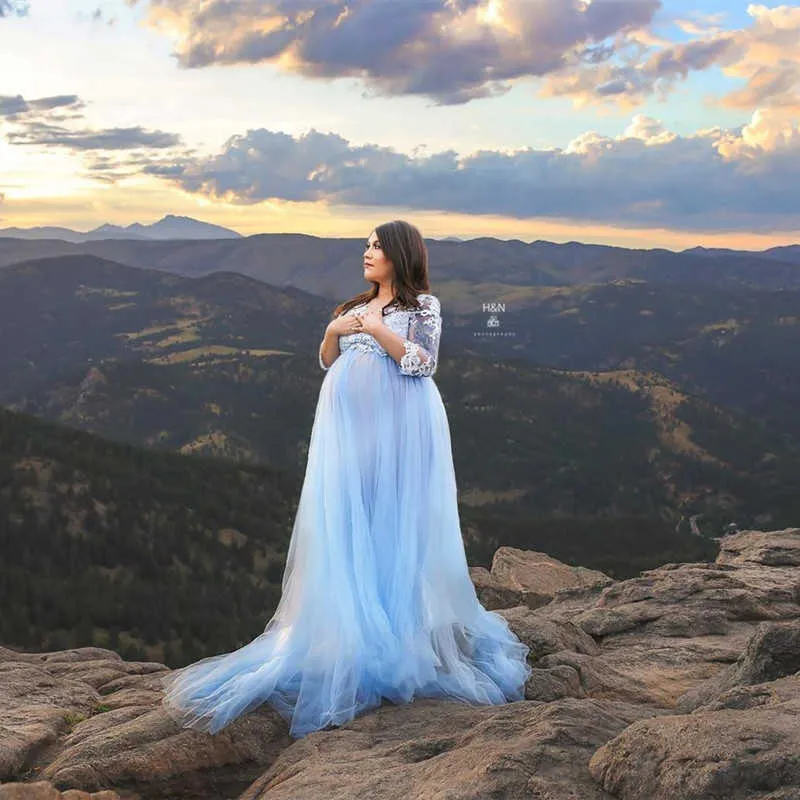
[[1, 186, 797, 253]]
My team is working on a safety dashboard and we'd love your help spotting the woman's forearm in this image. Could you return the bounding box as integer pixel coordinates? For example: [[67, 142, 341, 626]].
[[319, 329, 341, 369], [369, 324, 408, 367]]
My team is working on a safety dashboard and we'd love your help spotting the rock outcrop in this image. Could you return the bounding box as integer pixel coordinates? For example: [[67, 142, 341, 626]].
[[1, 528, 799, 799], [0, 782, 120, 799], [470, 546, 612, 610]]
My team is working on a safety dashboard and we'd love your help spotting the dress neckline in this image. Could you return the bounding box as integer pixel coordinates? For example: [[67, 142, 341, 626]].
[[356, 294, 428, 316]]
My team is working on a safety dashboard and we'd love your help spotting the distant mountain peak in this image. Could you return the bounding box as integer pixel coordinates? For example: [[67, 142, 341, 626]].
[[87, 215, 242, 241], [0, 216, 242, 243]]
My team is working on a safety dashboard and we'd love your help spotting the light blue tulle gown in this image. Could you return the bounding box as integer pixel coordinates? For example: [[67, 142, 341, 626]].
[[161, 293, 532, 738]]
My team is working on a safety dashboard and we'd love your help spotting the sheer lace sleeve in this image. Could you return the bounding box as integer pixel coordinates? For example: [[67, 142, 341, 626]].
[[399, 294, 442, 377]]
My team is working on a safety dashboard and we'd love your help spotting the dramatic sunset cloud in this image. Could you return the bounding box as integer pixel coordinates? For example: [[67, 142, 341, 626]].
[[124, 0, 662, 104], [0, 0, 798, 248], [126, 109, 795, 231]]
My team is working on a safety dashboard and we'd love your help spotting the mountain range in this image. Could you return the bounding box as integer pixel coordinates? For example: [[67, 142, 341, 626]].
[[1, 217, 796, 263], [0, 214, 242, 243], [1, 230, 799, 666], [2, 228, 799, 297], [2, 253, 799, 538]]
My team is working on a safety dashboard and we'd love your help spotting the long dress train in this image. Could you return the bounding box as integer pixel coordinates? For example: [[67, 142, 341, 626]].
[[160, 293, 532, 738]]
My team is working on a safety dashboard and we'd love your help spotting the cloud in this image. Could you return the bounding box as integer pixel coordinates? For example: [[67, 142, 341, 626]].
[[1, 92, 183, 154], [0, 95, 28, 116], [122, 1, 800, 111], [138, 112, 799, 232], [540, 3, 800, 110], [717, 4, 800, 112], [0, 0, 28, 17], [7, 122, 182, 150], [125, 0, 661, 105], [1, 92, 189, 183], [0, 94, 86, 120], [673, 11, 727, 37], [622, 114, 671, 142], [715, 106, 800, 160]]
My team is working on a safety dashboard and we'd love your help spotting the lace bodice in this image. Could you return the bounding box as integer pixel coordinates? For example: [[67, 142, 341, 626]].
[[319, 293, 442, 377]]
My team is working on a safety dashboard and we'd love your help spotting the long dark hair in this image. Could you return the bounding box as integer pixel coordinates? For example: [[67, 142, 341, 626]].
[[329, 220, 431, 320]]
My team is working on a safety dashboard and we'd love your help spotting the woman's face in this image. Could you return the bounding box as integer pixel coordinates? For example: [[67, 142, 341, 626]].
[[363, 231, 393, 285]]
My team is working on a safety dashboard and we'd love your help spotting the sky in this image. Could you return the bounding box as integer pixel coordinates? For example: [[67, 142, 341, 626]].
[[1, 0, 798, 250]]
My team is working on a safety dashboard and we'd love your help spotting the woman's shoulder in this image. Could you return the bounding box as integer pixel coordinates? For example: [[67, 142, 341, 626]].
[[415, 293, 440, 313]]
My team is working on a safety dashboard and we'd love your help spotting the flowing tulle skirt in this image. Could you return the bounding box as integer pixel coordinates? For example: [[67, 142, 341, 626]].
[[161, 346, 532, 738]]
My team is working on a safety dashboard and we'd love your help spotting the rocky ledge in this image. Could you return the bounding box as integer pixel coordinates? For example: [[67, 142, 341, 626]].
[[2, 528, 799, 799]]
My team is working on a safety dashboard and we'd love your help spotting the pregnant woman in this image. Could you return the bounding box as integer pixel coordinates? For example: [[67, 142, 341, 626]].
[[161, 219, 531, 738]]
